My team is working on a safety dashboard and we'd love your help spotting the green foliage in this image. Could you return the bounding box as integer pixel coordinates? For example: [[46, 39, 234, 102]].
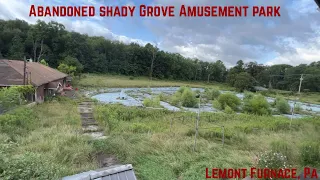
[[257, 151, 289, 170], [224, 105, 234, 114], [8, 35, 24, 60], [205, 88, 220, 100], [233, 72, 254, 92], [275, 97, 291, 114], [143, 97, 161, 108], [0, 87, 21, 111], [170, 92, 182, 106], [300, 141, 320, 166], [0, 152, 63, 180], [0, 86, 34, 112], [243, 94, 271, 115], [212, 99, 222, 110], [270, 140, 293, 162], [243, 91, 255, 101], [217, 93, 241, 111], [130, 123, 151, 133], [0, 108, 37, 138], [169, 87, 197, 107], [181, 88, 197, 107], [294, 103, 302, 113], [57, 63, 76, 76], [40, 59, 49, 66], [60, 56, 83, 75]]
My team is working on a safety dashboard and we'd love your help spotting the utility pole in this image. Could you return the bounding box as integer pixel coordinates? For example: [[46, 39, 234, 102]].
[[23, 56, 26, 85], [298, 74, 304, 94], [290, 74, 303, 128]]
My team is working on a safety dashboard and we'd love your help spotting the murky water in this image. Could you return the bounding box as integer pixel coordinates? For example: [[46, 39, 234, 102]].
[[90, 87, 319, 118]]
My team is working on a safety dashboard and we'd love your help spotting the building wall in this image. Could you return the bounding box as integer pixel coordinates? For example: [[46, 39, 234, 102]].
[[35, 85, 45, 103]]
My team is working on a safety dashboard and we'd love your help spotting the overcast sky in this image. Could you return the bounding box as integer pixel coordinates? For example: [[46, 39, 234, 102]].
[[0, 0, 319, 67]]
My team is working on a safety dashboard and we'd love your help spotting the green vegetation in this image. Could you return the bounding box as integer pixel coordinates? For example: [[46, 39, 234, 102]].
[[0, 86, 34, 112], [275, 97, 291, 114], [181, 88, 197, 107], [1, 19, 320, 94], [93, 104, 320, 179], [243, 94, 271, 115], [77, 74, 230, 89], [143, 97, 161, 108], [0, 100, 99, 179], [0, 96, 319, 179], [204, 88, 220, 100], [216, 93, 241, 111], [168, 87, 198, 108]]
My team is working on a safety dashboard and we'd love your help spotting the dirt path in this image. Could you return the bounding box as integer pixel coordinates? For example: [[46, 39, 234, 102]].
[[78, 101, 107, 139]]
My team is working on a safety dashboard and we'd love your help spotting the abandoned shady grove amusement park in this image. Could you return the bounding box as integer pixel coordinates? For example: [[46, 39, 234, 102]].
[[0, 0, 320, 180]]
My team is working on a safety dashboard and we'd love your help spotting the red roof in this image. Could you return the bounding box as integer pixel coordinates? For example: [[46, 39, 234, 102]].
[[0, 59, 68, 86]]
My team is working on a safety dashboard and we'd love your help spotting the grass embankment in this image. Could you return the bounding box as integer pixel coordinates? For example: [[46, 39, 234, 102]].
[[0, 99, 99, 179], [77, 74, 320, 105], [76, 74, 231, 90], [94, 104, 320, 180], [262, 89, 320, 105]]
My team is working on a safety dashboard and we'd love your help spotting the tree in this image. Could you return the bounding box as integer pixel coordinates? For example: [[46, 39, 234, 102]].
[[8, 35, 24, 59], [40, 59, 49, 66], [60, 56, 83, 76], [234, 72, 254, 92], [145, 43, 158, 80], [57, 63, 76, 76]]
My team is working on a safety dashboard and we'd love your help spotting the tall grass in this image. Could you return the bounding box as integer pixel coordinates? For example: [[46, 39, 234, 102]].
[[0, 101, 98, 179], [93, 104, 320, 179]]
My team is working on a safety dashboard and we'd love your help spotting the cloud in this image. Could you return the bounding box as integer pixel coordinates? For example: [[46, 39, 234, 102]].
[[146, 0, 320, 66], [0, 0, 149, 45], [0, 0, 320, 67]]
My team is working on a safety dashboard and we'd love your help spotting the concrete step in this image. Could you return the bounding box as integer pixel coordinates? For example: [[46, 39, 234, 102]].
[[82, 125, 102, 133], [78, 108, 93, 113], [80, 113, 94, 118], [83, 132, 108, 140]]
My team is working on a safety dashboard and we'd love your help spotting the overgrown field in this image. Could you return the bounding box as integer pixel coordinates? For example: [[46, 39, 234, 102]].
[[0, 99, 100, 179], [76, 74, 231, 90], [94, 104, 320, 180]]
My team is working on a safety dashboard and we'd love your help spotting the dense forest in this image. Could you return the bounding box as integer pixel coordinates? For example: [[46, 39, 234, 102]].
[[0, 19, 320, 92]]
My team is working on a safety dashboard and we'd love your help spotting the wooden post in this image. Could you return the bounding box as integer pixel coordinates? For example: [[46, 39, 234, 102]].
[[170, 117, 173, 133], [222, 126, 225, 146], [23, 57, 26, 85]]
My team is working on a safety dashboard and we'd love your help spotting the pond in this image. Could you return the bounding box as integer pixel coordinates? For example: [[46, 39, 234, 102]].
[[90, 87, 319, 119]]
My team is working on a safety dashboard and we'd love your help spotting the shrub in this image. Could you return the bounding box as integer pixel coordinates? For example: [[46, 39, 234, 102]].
[[143, 97, 161, 108], [177, 86, 188, 94], [300, 141, 320, 166], [170, 92, 182, 106], [294, 103, 302, 113], [257, 150, 289, 170], [217, 93, 241, 111], [243, 91, 255, 102], [0, 152, 64, 180], [205, 88, 221, 100], [212, 99, 222, 110], [181, 88, 197, 107], [275, 97, 291, 114], [224, 105, 234, 114], [243, 94, 271, 115], [0, 108, 38, 138]]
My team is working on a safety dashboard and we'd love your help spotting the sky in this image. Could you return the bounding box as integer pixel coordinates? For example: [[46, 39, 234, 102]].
[[0, 0, 319, 67]]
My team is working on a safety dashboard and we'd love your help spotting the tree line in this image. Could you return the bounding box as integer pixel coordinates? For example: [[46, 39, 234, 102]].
[[0, 19, 319, 92]]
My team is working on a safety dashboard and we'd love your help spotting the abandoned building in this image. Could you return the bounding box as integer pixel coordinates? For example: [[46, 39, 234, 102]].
[[0, 59, 70, 103]]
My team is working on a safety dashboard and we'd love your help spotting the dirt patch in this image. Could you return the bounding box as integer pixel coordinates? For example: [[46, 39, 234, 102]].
[[95, 152, 119, 168]]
